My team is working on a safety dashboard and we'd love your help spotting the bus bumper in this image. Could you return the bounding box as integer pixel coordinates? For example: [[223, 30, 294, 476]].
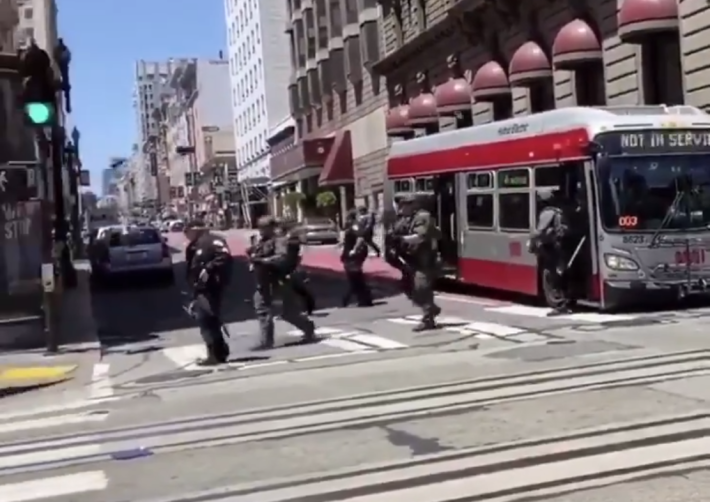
[[604, 279, 710, 310]]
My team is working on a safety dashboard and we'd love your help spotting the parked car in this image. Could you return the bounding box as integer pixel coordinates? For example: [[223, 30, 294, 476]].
[[299, 217, 339, 245], [168, 220, 184, 232], [90, 225, 174, 286]]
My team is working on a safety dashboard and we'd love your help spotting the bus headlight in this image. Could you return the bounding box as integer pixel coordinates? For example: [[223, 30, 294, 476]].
[[604, 254, 639, 271]]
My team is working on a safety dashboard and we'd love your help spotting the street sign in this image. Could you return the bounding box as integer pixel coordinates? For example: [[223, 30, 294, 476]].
[[0, 164, 36, 202], [79, 170, 90, 186]]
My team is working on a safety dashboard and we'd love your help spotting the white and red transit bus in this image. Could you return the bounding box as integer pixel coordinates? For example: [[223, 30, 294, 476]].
[[385, 105, 710, 311]]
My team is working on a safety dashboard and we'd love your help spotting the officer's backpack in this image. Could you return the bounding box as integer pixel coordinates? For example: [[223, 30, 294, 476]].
[[541, 207, 571, 245]]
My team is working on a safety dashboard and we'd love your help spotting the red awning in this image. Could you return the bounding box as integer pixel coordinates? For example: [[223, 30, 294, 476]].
[[318, 130, 353, 186]]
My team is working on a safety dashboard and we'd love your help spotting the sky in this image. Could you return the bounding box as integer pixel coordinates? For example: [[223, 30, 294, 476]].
[[57, 0, 227, 194]]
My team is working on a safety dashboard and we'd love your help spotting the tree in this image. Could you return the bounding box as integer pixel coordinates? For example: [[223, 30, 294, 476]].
[[315, 190, 337, 218], [283, 191, 305, 218]]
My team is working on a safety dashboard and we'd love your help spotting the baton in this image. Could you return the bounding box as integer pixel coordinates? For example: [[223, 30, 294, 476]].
[[567, 236, 586, 269]]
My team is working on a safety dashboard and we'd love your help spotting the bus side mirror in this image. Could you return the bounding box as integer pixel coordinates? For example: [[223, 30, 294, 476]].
[[585, 141, 603, 156]]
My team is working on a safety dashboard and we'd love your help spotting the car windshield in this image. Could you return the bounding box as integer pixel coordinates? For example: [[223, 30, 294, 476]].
[[598, 155, 710, 231]]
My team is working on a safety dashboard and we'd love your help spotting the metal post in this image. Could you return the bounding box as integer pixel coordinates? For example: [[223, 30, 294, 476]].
[[36, 132, 58, 353], [186, 113, 197, 220]]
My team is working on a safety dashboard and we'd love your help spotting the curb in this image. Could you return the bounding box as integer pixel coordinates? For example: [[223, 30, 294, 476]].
[[0, 364, 78, 389]]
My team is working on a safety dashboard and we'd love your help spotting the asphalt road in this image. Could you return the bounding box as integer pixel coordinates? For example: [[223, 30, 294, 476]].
[[3, 242, 710, 500]]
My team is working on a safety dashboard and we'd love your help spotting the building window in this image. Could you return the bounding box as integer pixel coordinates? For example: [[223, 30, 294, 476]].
[[23, 7, 33, 19]]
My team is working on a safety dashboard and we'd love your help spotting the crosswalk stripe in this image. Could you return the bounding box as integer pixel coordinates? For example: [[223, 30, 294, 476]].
[[346, 333, 408, 349], [0, 471, 108, 502], [0, 444, 101, 471], [486, 305, 637, 322], [459, 322, 526, 337], [160, 344, 205, 370], [0, 412, 109, 435]]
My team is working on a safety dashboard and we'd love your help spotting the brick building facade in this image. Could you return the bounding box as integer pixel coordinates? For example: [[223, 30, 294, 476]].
[[270, 0, 390, 218], [377, 0, 702, 138]]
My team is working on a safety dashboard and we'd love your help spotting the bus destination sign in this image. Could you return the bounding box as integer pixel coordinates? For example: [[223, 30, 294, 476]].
[[617, 130, 710, 153]]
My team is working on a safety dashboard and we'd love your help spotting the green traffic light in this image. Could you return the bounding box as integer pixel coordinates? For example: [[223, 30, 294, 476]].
[[24, 102, 54, 124]]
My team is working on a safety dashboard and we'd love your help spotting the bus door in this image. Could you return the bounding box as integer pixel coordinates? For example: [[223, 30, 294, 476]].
[[433, 174, 458, 271], [578, 161, 600, 301]]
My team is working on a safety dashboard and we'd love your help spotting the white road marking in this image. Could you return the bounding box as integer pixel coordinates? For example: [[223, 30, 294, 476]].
[[458, 322, 526, 337], [435, 294, 504, 306], [0, 397, 120, 423], [0, 471, 107, 502], [346, 333, 408, 349], [161, 344, 206, 370], [0, 444, 102, 470], [487, 305, 637, 322], [385, 317, 420, 325], [287, 327, 382, 352], [296, 351, 374, 362], [387, 317, 527, 340], [0, 412, 108, 435], [88, 363, 113, 400]]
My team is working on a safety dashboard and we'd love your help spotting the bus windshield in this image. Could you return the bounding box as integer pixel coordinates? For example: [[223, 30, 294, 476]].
[[598, 155, 710, 231]]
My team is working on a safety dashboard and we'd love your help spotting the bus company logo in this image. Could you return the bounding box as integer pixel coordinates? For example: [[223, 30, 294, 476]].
[[675, 249, 706, 265], [498, 123, 529, 136]]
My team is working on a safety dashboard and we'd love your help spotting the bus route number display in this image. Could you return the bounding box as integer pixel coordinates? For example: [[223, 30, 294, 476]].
[[619, 130, 710, 153], [618, 215, 638, 228]]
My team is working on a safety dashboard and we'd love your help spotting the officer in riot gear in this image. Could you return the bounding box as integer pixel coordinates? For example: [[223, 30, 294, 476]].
[[398, 195, 442, 331], [184, 219, 232, 365], [276, 218, 315, 315], [528, 189, 576, 316], [341, 208, 373, 307], [248, 216, 316, 350], [384, 205, 414, 298]]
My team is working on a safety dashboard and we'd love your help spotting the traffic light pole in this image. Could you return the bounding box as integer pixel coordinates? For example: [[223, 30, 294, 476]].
[[35, 131, 58, 353]]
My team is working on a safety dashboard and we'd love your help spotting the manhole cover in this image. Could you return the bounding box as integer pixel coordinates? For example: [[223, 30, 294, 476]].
[[487, 340, 636, 362], [132, 369, 214, 385]]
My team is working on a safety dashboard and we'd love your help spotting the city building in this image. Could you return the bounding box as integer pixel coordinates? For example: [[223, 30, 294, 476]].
[[14, 0, 58, 53], [225, 0, 291, 182], [161, 58, 236, 218], [132, 59, 174, 203], [269, 0, 388, 221], [101, 157, 127, 196], [375, 1, 709, 146]]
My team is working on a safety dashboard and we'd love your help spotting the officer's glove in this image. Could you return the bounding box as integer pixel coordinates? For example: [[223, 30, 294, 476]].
[[185, 301, 196, 318], [198, 268, 209, 283]]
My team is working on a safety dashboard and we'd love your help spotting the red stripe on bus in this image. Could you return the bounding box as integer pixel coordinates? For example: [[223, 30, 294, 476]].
[[388, 129, 590, 178], [458, 258, 601, 301]]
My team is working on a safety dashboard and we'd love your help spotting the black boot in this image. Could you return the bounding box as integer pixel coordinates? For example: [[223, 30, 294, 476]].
[[251, 340, 274, 351], [412, 316, 438, 332]]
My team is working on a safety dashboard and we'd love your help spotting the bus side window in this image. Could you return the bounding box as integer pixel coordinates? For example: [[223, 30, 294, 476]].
[[499, 192, 531, 231], [466, 193, 494, 228], [534, 165, 565, 188]]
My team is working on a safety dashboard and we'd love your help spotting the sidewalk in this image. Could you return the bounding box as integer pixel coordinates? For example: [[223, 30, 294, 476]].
[[0, 262, 99, 396]]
